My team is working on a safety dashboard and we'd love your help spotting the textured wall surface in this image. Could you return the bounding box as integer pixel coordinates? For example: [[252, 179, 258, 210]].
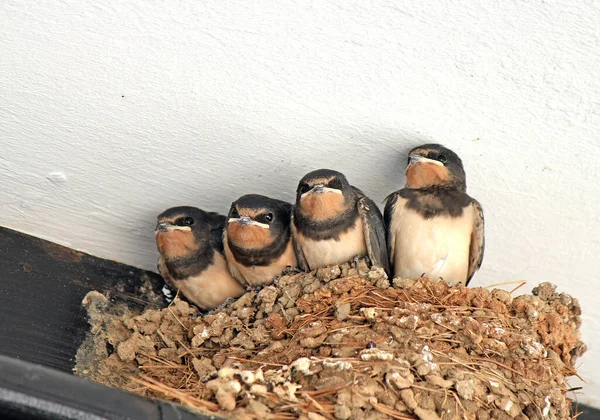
[[1, 0, 599, 406]]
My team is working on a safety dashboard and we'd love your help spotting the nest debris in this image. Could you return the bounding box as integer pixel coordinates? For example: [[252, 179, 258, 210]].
[[75, 260, 586, 420]]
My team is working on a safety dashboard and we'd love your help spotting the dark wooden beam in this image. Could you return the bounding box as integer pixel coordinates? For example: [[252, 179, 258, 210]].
[[0, 226, 165, 373]]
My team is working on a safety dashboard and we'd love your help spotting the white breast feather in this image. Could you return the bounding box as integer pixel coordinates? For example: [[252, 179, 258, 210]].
[[392, 200, 474, 285]]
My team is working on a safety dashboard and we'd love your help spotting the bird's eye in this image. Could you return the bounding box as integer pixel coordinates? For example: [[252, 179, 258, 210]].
[[437, 154, 447, 163], [183, 217, 194, 226], [299, 183, 310, 194], [264, 213, 274, 223], [230, 207, 239, 218]]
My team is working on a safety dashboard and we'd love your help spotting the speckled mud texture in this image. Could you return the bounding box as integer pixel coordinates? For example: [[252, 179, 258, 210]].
[[75, 260, 586, 420]]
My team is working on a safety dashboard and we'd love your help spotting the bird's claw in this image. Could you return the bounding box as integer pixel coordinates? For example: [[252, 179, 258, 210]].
[[205, 297, 235, 315], [282, 265, 303, 275], [272, 275, 282, 287], [273, 266, 303, 287]]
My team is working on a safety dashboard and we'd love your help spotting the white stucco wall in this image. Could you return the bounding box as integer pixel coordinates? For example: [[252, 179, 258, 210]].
[[1, 0, 599, 406]]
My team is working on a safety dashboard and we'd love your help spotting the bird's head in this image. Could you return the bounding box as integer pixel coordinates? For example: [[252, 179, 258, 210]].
[[295, 169, 353, 221], [405, 144, 466, 191], [226, 194, 292, 250], [155, 206, 218, 260]]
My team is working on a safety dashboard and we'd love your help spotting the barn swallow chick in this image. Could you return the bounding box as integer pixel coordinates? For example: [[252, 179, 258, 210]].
[[384, 144, 485, 285], [292, 169, 389, 273], [155, 206, 244, 311], [224, 194, 297, 288]]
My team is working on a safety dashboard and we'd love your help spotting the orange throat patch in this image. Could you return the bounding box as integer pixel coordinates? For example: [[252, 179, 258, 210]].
[[227, 223, 273, 250], [156, 230, 198, 259], [405, 162, 451, 189], [300, 192, 346, 221]]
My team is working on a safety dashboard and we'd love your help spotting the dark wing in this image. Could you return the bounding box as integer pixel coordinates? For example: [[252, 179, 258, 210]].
[[352, 187, 390, 275], [277, 200, 294, 226], [383, 192, 400, 276], [273, 198, 294, 210], [205, 211, 227, 228], [291, 213, 310, 272], [207, 212, 227, 254], [466, 199, 485, 286], [157, 258, 179, 303], [157, 257, 174, 287]]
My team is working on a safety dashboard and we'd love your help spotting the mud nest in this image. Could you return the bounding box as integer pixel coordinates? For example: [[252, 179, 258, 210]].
[[75, 260, 586, 420]]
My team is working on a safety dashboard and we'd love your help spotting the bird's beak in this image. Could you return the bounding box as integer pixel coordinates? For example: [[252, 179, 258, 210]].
[[155, 222, 191, 232], [236, 216, 253, 225], [302, 184, 343, 198], [228, 216, 270, 229], [156, 222, 172, 232], [408, 154, 443, 166]]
